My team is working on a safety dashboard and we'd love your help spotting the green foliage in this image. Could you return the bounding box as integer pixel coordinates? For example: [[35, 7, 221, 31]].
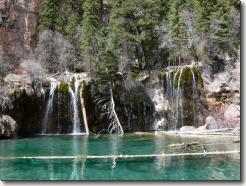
[[38, 0, 65, 32], [37, 0, 239, 75], [80, 0, 102, 72], [108, 0, 163, 68], [131, 71, 141, 80]]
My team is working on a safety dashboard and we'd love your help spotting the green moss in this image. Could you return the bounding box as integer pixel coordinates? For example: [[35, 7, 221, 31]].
[[131, 71, 140, 79], [58, 81, 69, 94], [181, 67, 192, 86], [158, 71, 166, 80]]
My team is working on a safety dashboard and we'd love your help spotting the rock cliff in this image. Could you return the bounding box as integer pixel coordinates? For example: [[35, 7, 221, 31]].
[[0, 0, 39, 65]]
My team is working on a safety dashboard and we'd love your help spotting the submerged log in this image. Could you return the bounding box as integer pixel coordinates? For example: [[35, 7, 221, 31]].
[[0, 150, 240, 160], [168, 142, 200, 148]]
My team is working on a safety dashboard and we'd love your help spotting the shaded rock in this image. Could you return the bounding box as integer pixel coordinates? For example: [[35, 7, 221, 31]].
[[0, 115, 18, 138]]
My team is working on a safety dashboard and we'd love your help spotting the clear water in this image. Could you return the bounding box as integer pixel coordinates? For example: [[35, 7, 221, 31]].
[[0, 133, 240, 180]]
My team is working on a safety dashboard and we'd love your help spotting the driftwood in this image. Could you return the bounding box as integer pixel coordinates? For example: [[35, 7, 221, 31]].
[[168, 142, 200, 148], [158, 128, 238, 136], [0, 150, 239, 160], [80, 88, 89, 135], [233, 140, 240, 143]]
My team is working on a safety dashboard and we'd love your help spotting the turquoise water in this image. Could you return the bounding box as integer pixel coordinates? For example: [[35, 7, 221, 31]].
[[0, 133, 240, 180]]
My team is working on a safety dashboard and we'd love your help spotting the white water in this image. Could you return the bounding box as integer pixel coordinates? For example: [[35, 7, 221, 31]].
[[42, 79, 59, 134], [176, 68, 184, 129], [191, 69, 197, 127], [69, 76, 82, 134]]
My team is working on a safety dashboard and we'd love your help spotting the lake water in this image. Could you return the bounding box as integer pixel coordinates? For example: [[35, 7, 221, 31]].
[[0, 133, 240, 180]]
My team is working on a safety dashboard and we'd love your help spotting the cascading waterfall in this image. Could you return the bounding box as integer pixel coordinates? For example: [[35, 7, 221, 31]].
[[191, 69, 197, 127], [69, 76, 82, 134], [153, 79, 168, 129], [157, 65, 201, 130], [42, 79, 59, 134], [175, 68, 184, 129], [166, 71, 173, 108]]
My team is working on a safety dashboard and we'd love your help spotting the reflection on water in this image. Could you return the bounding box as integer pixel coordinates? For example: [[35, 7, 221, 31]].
[[69, 136, 88, 180], [0, 133, 240, 180]]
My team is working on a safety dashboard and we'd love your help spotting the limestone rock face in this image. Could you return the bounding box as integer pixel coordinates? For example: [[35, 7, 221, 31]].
[[202, 56, 240, 130], [0, 115, 18, 138], [224, 104, 240, 127]]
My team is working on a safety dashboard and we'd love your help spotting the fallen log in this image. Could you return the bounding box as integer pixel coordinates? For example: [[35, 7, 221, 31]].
[[233, 140, 240, 143], [168, 142, 200, 148], [80, 87, 89, 135], [0, 150, 240, 160]]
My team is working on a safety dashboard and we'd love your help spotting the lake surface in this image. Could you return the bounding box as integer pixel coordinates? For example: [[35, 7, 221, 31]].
[[0, 133, 240, 180]]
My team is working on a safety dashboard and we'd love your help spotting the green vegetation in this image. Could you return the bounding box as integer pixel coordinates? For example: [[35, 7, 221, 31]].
[[58, 81, 69, 94], [36, 0, 239, 77]]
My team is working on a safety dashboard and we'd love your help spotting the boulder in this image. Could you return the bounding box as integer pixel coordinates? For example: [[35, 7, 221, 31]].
[[205, 116, 221, 129], [0, 115, 18, 138]]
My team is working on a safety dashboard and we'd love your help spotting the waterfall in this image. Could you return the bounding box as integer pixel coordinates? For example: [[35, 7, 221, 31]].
[[191, 69, 197, 127], [166, 71, 173, 107], [175, 68, 183, 129], [152, 80, 168, 130], [42, 79, 59, 134], [69, 76, 82, 134]]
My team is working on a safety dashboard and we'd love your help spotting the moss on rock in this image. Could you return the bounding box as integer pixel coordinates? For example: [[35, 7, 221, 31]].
[[158, 71, 166, 80], [192, 66, 204, 89], [58, 81, 69, 94], [181, 67, 192, 87]]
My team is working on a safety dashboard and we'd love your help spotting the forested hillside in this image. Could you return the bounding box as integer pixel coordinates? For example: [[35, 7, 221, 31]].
[[35, 0, 240, 74]]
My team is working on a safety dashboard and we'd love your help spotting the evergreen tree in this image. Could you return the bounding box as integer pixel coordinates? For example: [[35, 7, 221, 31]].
[[108, 0, 162, 69], [81, 0, 102, 73], [38, 0, 65, 32]]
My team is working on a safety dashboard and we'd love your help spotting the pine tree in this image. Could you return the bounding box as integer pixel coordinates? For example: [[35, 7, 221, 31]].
[[81, 0, 102, 73], [108, 0, 162, 69], [38, 0, 65, 32]]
